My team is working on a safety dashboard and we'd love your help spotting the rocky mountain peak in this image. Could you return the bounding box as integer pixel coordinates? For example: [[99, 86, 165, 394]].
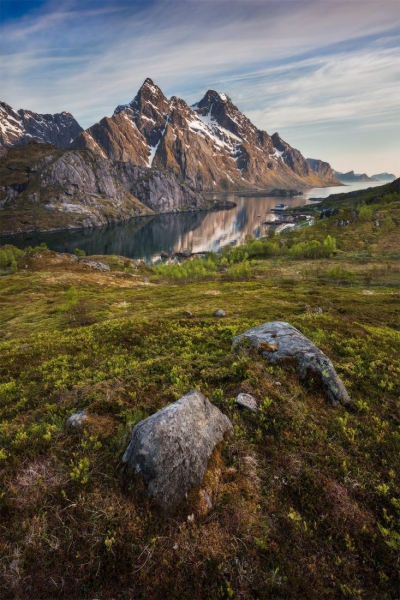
[[193, 91, 258, 144], [306, 158, 337, 183], [194, 89, 230, 111], [271, 132, 286, 151], [0, 101, 82, 148], [114, 78, 169, 118]]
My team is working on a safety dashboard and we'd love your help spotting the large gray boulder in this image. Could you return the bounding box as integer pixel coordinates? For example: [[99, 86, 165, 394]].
[[233, 321, 350, 406], [121, 390, 233, 514]]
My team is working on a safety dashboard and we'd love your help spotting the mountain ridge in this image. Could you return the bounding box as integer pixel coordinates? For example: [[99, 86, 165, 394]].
[[333, 170, 378, 183], [0, 101, 82, 148]]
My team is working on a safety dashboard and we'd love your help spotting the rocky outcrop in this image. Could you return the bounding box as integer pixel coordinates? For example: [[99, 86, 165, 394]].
[[307, 158, 339, 184], [71, 78, 341, 192], [121, 390, 234, 515], [233, 321, 350, 406], [0, 143, 212, 235], [0, 101, 82, 148]]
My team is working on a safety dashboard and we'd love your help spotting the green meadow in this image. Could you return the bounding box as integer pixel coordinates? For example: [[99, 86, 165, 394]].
[[0, 182, 399, 599]]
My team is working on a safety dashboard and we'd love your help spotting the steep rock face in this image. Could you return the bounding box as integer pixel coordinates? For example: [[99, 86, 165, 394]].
[[306, 158, 338, 183], [0, 101, 83, 148], [70, 78, 340, 191], [0, 143, 208, 235], [117, 162, 205, 213]]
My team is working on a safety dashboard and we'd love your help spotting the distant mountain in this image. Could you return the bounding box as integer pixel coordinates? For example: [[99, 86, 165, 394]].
[[0, 101, 83, 149], [306, 158, 338, 183], [71, 78, 340, 191], [333, 170, 378, 183], [371, 172, 396, 182]]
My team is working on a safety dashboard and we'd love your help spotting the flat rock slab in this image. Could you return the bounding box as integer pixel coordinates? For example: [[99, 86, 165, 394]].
[[233, 321, 350, 406], [121, 390, 233, 514], [237, 393, 258, 413]]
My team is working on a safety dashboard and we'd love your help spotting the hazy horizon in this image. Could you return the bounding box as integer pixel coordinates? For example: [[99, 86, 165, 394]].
[[1, 0, 399, 175]]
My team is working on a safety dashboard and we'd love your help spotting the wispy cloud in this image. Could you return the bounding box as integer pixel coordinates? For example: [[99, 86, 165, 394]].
[[0, 0, 399, 173]]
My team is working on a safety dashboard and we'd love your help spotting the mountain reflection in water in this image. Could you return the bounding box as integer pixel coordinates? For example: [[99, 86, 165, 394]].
[[4, 182, 384, 263]]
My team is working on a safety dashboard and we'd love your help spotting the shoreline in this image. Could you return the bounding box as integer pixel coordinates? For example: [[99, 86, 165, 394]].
[[0, 199, 237, 240]]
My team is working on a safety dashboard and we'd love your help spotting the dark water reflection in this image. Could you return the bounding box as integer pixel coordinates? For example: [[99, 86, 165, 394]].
[[2, 182, 384, 263]]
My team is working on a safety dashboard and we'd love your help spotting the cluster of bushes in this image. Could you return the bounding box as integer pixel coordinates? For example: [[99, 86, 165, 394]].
[[151, 233, 337, 281], [153, 256, 218, 280], [220, 233, 337, 262]]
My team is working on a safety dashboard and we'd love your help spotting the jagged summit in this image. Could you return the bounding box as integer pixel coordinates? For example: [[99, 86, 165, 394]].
[[69, 78, 340, 191], [114, 78, 169, 117], [193, 89, 231, 110]]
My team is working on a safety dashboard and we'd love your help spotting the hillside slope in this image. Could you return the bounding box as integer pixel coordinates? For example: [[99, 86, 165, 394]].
[[0, 182, 399, 600], [0, 143, 223, 235]]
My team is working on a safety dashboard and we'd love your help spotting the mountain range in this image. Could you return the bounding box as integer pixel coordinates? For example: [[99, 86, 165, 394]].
[[332, 170, 397, 183], [1, 79, 340, 192]]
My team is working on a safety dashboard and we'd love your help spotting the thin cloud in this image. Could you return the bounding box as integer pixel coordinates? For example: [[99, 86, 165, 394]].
[[0, 0, 399, 173]]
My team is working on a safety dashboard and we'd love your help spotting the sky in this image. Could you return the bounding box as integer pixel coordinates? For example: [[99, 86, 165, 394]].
[[0, 0, 399, 175]]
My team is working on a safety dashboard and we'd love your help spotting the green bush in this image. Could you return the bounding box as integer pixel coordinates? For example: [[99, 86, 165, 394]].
[[153, 257, 217, 280], [358, 203, 373, 221], [0, 245, 23, 272]]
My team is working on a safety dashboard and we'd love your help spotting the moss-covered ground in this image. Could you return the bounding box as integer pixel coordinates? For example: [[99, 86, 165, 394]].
[[0, 184, 399, 599]]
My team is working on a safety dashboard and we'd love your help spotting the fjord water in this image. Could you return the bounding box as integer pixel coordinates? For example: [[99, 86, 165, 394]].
[[6, 182, 384, 264]]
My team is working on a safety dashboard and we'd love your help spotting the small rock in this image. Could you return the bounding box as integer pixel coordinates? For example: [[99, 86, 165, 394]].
[[121, 390, 233, 515], [215, 309, 226, 317], [66, 410, 88, 428], [315, 307, 323, 314], [80, 259, 110, 272], [233, 321, 350, 406], [201, 489, 214, 511], [236, 393, 258, 413]]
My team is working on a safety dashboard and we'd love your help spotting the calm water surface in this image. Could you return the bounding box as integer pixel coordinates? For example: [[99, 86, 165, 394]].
[[4, 181, 384, 264]]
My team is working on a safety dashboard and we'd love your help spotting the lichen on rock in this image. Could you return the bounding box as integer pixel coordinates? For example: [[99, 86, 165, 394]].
[[233, 321, 350, 406], [121, 390, 234, 515]]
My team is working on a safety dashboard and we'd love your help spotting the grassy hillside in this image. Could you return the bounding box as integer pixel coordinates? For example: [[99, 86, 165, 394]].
[[0, 184, 399, 599]]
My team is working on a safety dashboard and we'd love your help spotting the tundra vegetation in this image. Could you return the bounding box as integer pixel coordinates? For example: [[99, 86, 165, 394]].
[[0, 183, 399, 599]]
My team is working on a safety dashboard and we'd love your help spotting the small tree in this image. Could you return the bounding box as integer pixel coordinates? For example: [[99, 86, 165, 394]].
[[323, 235, 337, 257]]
